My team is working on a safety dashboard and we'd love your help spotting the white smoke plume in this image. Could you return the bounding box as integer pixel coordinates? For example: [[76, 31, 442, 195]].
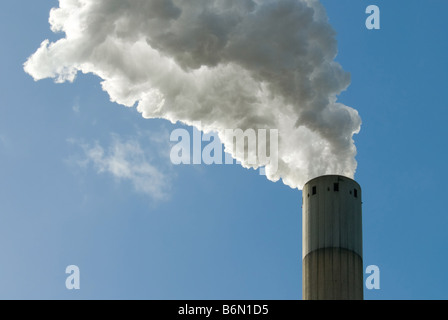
[[24, 0, 361, 189]]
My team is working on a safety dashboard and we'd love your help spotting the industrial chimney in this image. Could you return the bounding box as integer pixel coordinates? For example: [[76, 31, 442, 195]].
[[302, 175, 363, 300]]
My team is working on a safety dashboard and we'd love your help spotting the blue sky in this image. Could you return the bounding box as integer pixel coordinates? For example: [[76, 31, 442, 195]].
[[1, 0, 447, 300]]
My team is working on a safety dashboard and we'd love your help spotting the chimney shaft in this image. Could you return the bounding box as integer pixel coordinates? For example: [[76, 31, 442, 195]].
[[302, 175, 363, 300]]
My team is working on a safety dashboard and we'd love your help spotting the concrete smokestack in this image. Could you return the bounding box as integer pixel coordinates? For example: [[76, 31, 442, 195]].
[[302, 175, 363, 300]]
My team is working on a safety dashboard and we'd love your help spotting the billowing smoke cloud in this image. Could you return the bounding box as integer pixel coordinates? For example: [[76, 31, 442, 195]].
[[24, 0, 361, 189]]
